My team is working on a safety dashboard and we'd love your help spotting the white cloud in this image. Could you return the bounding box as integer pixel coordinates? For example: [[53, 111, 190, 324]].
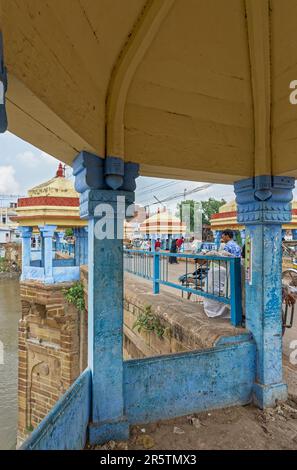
[[0, 166, 20, 194], [15, 150, 38, 168], [15, 150, 58, 170]]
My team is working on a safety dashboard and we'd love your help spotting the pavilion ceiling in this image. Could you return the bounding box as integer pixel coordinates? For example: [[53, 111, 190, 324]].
[[1, 0, 297, 183]]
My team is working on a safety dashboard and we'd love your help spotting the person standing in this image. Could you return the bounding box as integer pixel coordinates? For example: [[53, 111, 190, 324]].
[[169, 238, 178, 264], [155, 238, 161, 251], [176, 236, 184, 252]]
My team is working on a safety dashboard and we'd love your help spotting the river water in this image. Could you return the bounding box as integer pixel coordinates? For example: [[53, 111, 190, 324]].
[[0, 279, 21, 450]]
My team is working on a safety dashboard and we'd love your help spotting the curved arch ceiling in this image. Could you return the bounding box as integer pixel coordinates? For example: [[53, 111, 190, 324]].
[[125, 0, 253, 182], [1, 0, 297, 183]]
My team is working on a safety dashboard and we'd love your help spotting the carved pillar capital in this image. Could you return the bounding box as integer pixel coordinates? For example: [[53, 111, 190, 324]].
[[19, 226, 33, 238], [72, 152, 139, 194], [39, 225, 57, 237], [234, 175, 295, 225], [72, 152, 139, 220]]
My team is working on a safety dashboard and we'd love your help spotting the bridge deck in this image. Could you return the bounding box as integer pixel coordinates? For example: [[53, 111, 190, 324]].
[[125, 273, 247, 351]]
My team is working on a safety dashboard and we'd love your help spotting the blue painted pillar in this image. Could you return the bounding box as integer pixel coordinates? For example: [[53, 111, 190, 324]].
[[57, 231, 64, 251], [39, 225, 57, 284], [74, 228, 81, 265], [73, 151, 139, 444], [74, 227, 89, 265], [40, 230, 45, 266], [240, 229, 246, 247], [215, 230, 222, 249], [235, 175, 295, 408], [292, 229, 297, 240], [19, 226, 32, 280], [82, 227, 88, 264]]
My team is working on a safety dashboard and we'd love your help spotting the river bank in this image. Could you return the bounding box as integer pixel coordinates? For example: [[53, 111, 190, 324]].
[[0, 278, 21, 450], [0, 272, 20, 280]]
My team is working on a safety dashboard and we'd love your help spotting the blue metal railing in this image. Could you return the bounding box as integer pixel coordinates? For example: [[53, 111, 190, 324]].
[[124, 249, 242, 327], [54, 241, 75, 257], [200, 242, 218, 251]]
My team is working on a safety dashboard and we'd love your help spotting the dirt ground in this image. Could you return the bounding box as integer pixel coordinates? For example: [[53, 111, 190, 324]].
[[90, 360, 297, 451]]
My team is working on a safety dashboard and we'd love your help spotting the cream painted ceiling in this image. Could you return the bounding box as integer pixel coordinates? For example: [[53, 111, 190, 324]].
[[1, 0, 297, 183]]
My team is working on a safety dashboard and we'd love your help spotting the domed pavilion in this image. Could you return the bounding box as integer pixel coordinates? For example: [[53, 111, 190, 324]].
[[140, 210, 186, 249], [13, 163, 88, 284]]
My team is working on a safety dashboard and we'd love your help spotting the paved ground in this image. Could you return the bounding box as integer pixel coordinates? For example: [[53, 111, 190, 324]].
[[125, 257, 210, 307]]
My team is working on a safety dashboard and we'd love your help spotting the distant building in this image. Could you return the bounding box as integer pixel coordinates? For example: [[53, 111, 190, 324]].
[[0, 198, 18, 243], [125, 205, 147, 240]]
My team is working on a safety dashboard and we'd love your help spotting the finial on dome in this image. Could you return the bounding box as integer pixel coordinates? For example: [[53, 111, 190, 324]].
[[56, 162, 65, 178]]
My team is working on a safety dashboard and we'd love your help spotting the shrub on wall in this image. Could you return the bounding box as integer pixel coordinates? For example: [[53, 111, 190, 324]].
[[133, 305, 165, 338], [64, 282, 85, 311]]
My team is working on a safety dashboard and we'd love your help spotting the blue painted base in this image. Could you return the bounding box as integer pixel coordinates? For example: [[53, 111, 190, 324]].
[[124, 340, 255, 424], [252, 382, 288, 409], [88, 418, 129, 445]]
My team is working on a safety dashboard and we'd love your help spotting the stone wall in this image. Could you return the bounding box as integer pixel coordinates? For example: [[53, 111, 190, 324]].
[[80, 267, 245, 359], [17, 280, 87, 447], [81, 266, 184, 358]]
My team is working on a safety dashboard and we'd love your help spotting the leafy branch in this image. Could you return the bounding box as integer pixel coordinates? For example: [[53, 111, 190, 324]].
[[64, 282, 85, 311], [133, 305, 165, 338]]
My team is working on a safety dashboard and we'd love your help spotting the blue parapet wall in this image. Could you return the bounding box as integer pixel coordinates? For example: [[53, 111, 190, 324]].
[[123, 337, 256, 424], [19, 338, 256, 449], [20, 368, 91, 450], [22, 265, 80, 284]]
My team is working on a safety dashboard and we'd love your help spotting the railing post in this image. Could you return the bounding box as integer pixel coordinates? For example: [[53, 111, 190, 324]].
[[229, 257, 242, 326], [153, 251, 160, 294]]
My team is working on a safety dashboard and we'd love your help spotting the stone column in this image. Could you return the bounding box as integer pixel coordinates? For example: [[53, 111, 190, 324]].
[[39, 225, 57, 284], [82, 227, 88, 264], [215, 230, 222, 248], [73, 228, 81, 265], [240, 229, 246, 246], [74, 228, 88, 265], [19, 226, 32, 280], [56, 231, 64, 251], [234, 175, 295, 408], [73, 151, 139, 444]]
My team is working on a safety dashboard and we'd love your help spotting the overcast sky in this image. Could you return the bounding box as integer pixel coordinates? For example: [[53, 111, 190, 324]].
[[1, 130, 287, 212]]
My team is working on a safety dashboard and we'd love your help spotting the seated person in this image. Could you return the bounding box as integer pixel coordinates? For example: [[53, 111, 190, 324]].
[[221, 229, 241, 257], [190, 238, 202, 253], [202, 250, 234, 318]]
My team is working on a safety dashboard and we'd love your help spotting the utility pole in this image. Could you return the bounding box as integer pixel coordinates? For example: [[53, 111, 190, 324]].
[[153, 195, 165, 211]]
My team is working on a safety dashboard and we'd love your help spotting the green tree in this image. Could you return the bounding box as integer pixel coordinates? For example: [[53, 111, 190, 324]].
[[200, 198, 226, 225], [65, 228, 73, 237], [176, 200, 198, 232], [176, 198, 226, 229]]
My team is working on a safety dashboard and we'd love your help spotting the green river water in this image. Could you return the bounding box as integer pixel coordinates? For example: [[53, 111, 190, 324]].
[[0, 279, 21, 450]]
